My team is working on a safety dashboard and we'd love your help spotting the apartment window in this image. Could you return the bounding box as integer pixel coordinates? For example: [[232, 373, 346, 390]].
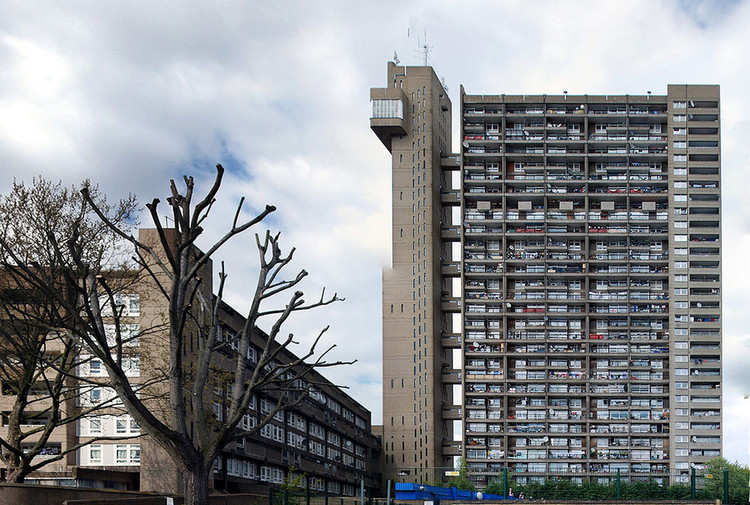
[[115, 444, 140, 465], [90, 388, 102, 404], [675, 261, 688, 269], [673, 128, 686, 135], [675, 328, 689, 336], [675, 382, 688, 389], [675, 435, 689, 442], [675, 369, 688, 375], [675, 341, 688, 349], [675, 221, 687, 228], [675, 234, 687, 242], [673, 101, 687, 109], [674, 181, 687, 189], [123, 355, 140, 377], [116, 416, 139, 435], [260, 398, 273, 416], [101, 294, 140, 316], [674, 168, 687, 175], [246, 346, 257, 363], [673, 141, 687, 149], [674, 154, 687, 162], [104, 324, 140, 347], [674, 249, 687, 256], [676, 422, 688, 429], [675, 408, 688, 416], [675, 288, 688, 295], [675, 355, 688, 362], [675, 274, 688, 282], [88, 418, 102, 435], [241, 414, 256, 430], [89, 358, 104, 376], [676, 449, 689, 456], [674, 114, 686, 122], [89, 445, 102, 464]]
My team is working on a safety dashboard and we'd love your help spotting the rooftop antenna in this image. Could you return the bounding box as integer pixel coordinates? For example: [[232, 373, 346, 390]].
[[393, 51, 400, 65], [416, 29, 433, 66]]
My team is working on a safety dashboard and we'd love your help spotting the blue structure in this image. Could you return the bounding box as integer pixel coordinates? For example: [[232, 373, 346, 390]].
[[395, 483, 512, 501]]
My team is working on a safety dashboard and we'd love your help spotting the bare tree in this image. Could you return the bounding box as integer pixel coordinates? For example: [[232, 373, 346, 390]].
[[0, 178, 140, 481], [70, 164, 348, 505]]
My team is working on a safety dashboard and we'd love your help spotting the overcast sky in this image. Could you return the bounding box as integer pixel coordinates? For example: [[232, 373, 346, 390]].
[[2, 0, 749, 465]]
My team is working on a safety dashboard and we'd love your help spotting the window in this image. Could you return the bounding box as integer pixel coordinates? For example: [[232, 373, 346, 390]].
[[90, 388, 102, 404], [101, 294, 140, 316], [674, 154, 687, 162], [676, 396, 688, 403], [675, 288, 688, 295], [242, 461, 256, 479], [675, 369, 688, 375], [246, 346, 257, 363], [673, 101, 687, 109], [673, 141, 686, 149], [675, 261, 687, 269], [674, 234, 687, 242], [371, 99, 404, 119], [675, 382, 688, 389], [88, 418, 102, 435], [115, 444, 140, 465], [309, 423, 325, 440], [675, 221, 687, 228], [88, 358, 104, 377], [674, 114, 686, 122], [673, 127, 686, 135], [116, 416, 140, 435], [241, 414, 256, 431], [675, 408, 688, 416], [124, 355, 140, 376], [675, 274, 688, 282], [675, 435, 689, 442], [675, 341, 688, 349], [89, 445, 102, 464], [674, 249, 687, 256], [260, 398, 273, 416], [104, 324, 140, 347]]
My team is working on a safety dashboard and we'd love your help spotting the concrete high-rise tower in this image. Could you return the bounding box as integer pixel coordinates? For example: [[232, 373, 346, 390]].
[[372, 63, 722, 486], [371, 63, 455, 483]]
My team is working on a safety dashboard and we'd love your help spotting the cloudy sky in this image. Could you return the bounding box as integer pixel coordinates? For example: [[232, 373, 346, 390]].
[[2, 0, 749, 465]]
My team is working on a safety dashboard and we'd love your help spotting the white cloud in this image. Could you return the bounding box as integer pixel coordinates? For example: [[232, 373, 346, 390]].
[[2, 0, 750, 463]]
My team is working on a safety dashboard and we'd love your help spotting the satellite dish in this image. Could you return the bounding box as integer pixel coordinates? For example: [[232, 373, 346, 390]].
[[462, 141, 470, 148], [393, 51, 400, 65], [696, 302, 702, 308]]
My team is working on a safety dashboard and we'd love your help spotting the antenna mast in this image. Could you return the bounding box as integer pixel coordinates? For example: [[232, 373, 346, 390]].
[[416, 29, 433, 66]]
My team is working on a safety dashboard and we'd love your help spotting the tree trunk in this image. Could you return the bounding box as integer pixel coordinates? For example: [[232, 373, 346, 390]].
[[5, 459, 28, 483], [182, 465, 212, 505]]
